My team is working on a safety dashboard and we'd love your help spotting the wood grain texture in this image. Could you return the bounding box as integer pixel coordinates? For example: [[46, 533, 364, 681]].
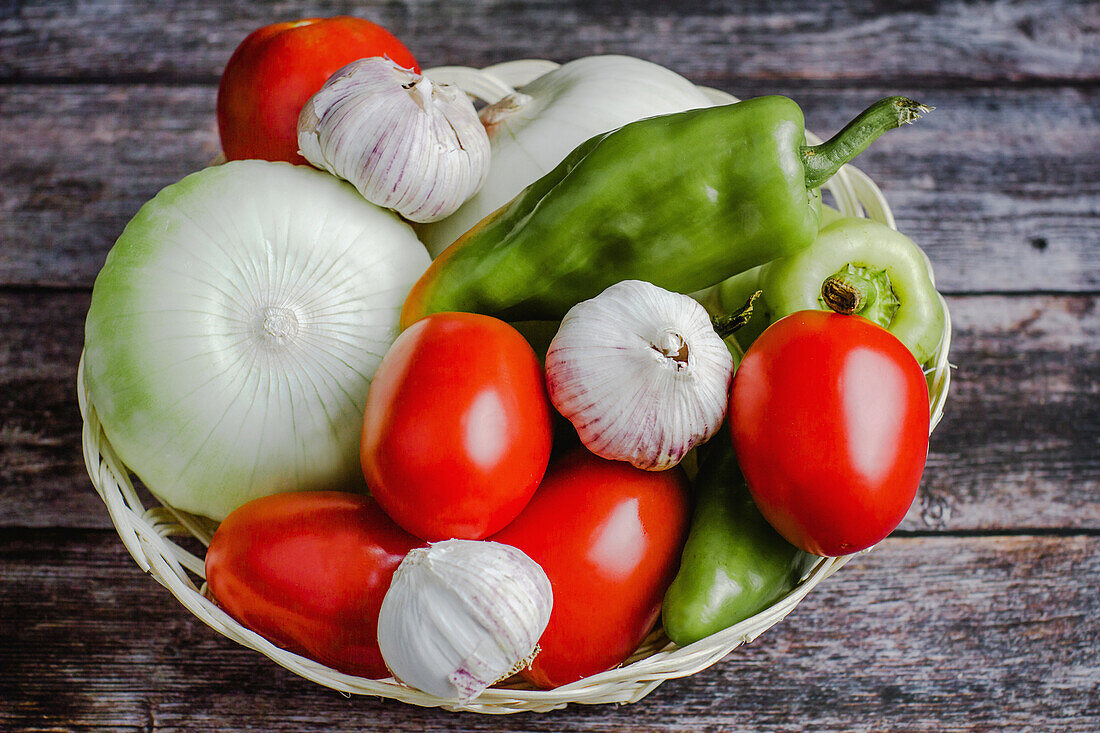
[[0, 291, 98, 527], [0, 531, 1095, 731], [914, 293, 1100, 532], [0, 84, 220, 289], [2, 291, 1097, 532], [1, 84, 1096, 290], [2, 1, 1097, 729], [1, 0, 1097, 84]]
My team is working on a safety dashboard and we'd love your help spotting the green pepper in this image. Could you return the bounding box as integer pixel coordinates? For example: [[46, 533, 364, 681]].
[[714, 214, 946, 364], [662, 436, 817, 647], [400, 96, 930, 329]]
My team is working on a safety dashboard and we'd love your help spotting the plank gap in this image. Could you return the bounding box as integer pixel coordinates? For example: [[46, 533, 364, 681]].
[[3, 526, 1099, 541], [3, 76, 1100, 92], [3, 285, 1100, 298], [892, 527, 1100, 539]]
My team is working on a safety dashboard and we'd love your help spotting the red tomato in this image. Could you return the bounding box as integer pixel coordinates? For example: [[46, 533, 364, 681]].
[[729, 311, 930, 557], [217, 17, 419, 164], [492, 448, 691, 689], [361, 313, 554, 541], [205, 492, 421, 677]]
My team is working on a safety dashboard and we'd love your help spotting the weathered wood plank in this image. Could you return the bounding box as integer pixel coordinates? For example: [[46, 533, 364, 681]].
[[1, 84, 1096, 290], [0, 291, 99, 527], [0, 85, 221, 289], [915, 294, 1100, 532], [2, 3, 1093, 732], [1, 0, 1097, 84], [0, 531, 1095, 731], [1, 292, 1097, 532]]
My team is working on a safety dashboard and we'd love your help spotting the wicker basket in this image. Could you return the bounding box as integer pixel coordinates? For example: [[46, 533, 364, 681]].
[[79, 60, 952, 714]]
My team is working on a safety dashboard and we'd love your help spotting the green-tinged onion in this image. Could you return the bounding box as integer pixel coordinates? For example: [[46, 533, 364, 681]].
[[84, 160, 430, 520]]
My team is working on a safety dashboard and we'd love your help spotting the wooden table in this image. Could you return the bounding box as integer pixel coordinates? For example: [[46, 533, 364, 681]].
[[2, 1, 1097, 730]]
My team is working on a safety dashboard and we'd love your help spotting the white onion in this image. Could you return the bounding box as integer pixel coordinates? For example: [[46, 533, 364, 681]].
[[83, 161, 430, 520], [416, 55, 717, 257]]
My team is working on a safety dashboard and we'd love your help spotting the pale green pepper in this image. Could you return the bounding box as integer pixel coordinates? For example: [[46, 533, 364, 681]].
[[715, 214, 945, 365]]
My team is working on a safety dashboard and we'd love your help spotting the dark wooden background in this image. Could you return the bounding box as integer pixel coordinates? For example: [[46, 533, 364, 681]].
[[2, 1, 1098, 730]]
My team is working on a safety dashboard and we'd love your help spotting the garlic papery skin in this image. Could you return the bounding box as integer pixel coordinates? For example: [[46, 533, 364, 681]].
[[298, 57, 490, 223], [546, 280, 735, 471], [377, 539, 552, 702]]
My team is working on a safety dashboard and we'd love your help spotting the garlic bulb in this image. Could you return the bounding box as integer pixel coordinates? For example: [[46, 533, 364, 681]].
[[417, 55, 717, 256], [546, 280, 734, 471], [377, 539, 552, 702], [298, 57, 490, 223]]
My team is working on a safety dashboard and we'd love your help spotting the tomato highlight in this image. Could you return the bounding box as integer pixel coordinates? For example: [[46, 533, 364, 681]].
[[492, 448, 691, 688], [361, 312, 554, 541], [729, 311, 930, 556], [205, 492, 422, 677]]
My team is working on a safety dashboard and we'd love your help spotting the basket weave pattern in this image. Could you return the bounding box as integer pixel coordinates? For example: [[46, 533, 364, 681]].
[[79, 61, 952, 714]]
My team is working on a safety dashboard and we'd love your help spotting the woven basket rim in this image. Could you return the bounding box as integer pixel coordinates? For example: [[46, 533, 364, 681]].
[[79, 61, 952, 714]]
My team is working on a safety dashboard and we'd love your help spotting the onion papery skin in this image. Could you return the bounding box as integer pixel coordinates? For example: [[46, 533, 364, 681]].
[[84, 161, 430, 520], [416, 55, 717, 257]]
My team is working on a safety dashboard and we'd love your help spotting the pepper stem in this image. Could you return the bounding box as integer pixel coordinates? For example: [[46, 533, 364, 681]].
[[821, 274, 873, 314], [712, 290, 761, 338], [800, 97, 933, 190]]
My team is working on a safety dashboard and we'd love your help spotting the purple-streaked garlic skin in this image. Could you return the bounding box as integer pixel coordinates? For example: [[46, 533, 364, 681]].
[[297, 57, 490, 223], [546, 280, 734, 471]]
